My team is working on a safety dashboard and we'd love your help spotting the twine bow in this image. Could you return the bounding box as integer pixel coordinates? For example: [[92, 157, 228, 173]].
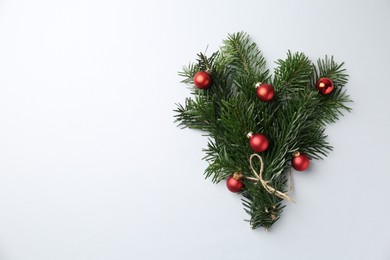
[[248, 154, 295, 203]]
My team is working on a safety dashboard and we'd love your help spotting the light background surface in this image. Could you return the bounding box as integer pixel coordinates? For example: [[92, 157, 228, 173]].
[[0, 0, 389, 259]]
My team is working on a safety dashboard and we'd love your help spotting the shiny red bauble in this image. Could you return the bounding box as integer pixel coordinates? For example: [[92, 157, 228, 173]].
[[248, 132, 269, 153], [193, 71, 211, 89], [291, 152, 310, 171], [256, 83, 275, 102], [226, 174, 244, 193], [316, 78, 334, 95]]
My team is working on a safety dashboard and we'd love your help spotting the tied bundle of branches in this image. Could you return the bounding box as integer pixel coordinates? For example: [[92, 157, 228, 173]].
[[174, 32, 351, 230]]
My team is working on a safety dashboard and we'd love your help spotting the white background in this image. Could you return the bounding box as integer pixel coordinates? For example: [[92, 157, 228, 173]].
[[0, 0, 389, 259]]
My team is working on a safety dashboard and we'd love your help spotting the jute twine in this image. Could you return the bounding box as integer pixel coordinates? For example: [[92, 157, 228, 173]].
[[247, 154, 295, 203]]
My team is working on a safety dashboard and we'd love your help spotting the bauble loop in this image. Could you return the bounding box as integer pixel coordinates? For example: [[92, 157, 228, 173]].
[[316, 78, 334, 95], [292, 151, 300, 157], [248, 132, 269, 153], [291, 152, 310, 171], [233, 172, 243, 180], [256, 83, 275, 102], [193, 71, 211, 89], [226, 175, 244, 192]]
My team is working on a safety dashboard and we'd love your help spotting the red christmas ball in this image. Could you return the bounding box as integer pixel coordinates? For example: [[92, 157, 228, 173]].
[[316, 78, 334, 95], [226, 174, 244, 193], [193, 71, 211, 89], [291, 152, 310, 171], [248, 132, 269, 153], [256, 83, 275, 102]]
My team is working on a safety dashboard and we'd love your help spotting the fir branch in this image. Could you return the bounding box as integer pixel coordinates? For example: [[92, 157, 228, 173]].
[[273, 51, 313, 95], [173, 94, 215, 131], [222, 32, 269, 79], [312, 56, 352, 124]]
